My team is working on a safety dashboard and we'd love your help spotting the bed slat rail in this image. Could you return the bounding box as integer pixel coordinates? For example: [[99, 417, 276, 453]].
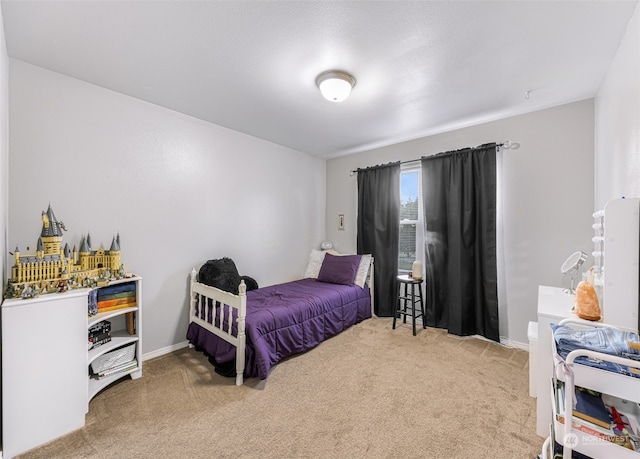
[[189, 268, 247, 385]]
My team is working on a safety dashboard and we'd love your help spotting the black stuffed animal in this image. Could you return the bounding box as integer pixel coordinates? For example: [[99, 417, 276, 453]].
[[198, 257, 258, 294]]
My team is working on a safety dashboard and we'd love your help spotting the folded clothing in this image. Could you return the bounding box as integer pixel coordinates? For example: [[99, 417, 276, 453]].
[[551, 323, 640, 378]]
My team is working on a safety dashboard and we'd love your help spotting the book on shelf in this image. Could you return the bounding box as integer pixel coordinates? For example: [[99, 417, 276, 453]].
[[96, 282, 136, 299], [96, 290, 136, 302], [555, 412, 616, 440], [88, 331, 111, 345], [89, 331, 110, 339], [97, 301, 137, 313], [125, 311, 136, 335], [89, 336, 111, 350], [98, 296, 137, 309], [89, 320, 111, 335], [95, 359, 138, 379], [573, 386, 612, 429], [88, 321, 112, 349]]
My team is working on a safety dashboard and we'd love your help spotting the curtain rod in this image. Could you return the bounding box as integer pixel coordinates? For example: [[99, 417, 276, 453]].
[[348, 140, 519, 176]]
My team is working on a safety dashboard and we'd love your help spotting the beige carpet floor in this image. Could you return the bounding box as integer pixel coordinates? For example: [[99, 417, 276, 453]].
[[18, 317, 545, 459]]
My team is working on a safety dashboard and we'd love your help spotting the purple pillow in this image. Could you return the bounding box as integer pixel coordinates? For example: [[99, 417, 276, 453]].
[[317, 253, 361, 286]]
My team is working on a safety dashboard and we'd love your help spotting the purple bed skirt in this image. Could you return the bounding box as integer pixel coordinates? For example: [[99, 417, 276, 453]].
[[187, 278, 372, 380]]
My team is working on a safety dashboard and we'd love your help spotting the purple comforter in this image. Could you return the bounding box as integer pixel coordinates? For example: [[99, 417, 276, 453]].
[[186, 278, 371, 380]]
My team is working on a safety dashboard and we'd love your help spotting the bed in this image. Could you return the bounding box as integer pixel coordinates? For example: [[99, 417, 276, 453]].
[[186, 251, 374, 385]]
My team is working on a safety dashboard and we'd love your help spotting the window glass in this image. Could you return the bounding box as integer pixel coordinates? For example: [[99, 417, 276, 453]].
[[400, 170, 419, 221], [399, 166, 423, 272], [399, 223, 417, 271]]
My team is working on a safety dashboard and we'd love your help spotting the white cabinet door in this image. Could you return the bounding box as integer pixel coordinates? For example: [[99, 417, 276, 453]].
[[2, 290, 88, 459]]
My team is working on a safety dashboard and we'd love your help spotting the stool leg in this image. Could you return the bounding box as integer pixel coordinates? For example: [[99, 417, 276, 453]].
[[392, 280, 400, 329], [402, 283, 408, 324], [418, 283, 426, 330], [411, 283, 417, 336]]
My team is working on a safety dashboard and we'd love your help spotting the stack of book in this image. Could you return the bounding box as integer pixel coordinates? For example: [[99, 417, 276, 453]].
[[97, 282, 137, 313], [88, 320, 111, 350], [93, 359, 138, 380]]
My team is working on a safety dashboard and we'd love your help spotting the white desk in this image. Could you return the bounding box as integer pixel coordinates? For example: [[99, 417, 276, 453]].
[[535, 285, 599, 437]]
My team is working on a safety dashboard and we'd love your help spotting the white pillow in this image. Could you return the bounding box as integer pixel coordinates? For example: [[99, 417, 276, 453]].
[[304, 249, 371, 287], [354, 254, 372, 288], [303, 249, 328, 278]]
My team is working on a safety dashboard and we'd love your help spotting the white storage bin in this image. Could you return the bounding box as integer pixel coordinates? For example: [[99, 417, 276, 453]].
[[91, 343, 135, 374]]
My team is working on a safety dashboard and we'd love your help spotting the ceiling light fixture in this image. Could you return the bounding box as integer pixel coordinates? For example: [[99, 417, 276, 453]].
[[316, 70, 356, 102]]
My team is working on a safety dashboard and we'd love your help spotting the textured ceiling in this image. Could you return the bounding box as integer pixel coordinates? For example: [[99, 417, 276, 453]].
[[2, 0, 638, 158]]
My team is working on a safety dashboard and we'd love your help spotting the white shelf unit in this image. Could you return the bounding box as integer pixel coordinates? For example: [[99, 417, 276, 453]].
[[550, 319, 640, 459], [87, 276, 143, 401], [1, 276, 143, 459]]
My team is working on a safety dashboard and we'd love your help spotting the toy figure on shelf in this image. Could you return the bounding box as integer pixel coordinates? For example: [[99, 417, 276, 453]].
[[20, 284, 36, 299], [57, 280, 68, 293], [5, 204, 129, 299]]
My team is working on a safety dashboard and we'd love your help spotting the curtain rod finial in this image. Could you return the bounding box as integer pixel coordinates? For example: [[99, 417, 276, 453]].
[[502, 140, 520, 150]]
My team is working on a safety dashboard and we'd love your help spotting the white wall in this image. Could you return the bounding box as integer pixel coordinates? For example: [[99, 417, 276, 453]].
[[595, 2, 640, 209], [0, 5, 8, 289], [0, 7, 10, 443], [326, 100, 595, 346], [8, 60, 326, 356]]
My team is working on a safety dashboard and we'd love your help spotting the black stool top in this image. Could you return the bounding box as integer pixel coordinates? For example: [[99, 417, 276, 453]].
[[397, 274, 424, 284]]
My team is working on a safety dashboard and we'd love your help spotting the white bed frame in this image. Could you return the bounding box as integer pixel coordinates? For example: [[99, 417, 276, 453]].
[[189, 259, 374, 386]]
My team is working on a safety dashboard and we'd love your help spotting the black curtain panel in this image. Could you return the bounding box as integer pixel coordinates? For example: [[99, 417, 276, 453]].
[[357, 162, 401, 317], [420, 143, 499, 342]]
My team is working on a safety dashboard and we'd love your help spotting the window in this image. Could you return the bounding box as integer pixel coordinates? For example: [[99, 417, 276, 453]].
[[399, 164, 424, 272]]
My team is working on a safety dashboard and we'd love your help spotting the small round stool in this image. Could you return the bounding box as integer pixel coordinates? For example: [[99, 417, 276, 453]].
[[393, 274, 426, 336]]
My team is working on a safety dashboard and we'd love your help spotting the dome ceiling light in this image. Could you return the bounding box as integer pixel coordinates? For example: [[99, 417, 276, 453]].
[[316, 70, 356, 102]]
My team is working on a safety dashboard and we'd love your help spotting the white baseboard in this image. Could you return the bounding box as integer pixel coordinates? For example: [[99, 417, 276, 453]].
[[140, 335, 530, 362], [392, 316, 531, 351], [499, 336, 529, 351], [141, 340, 190, 361]]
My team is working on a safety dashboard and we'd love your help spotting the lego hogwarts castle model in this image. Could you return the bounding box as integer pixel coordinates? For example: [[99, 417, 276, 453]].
[[5, 204, 128, 299]]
